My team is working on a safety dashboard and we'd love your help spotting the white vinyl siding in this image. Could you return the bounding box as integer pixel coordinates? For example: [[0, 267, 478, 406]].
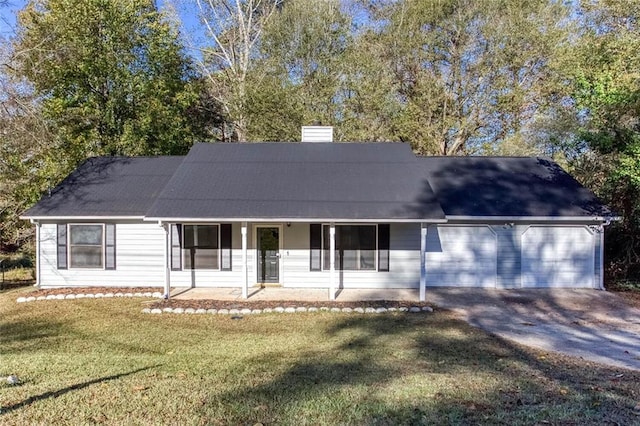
[[39, 221, 165, 288], [169, 223, 249, 287], [282, 223, 420, 288], [425, 225, 497, 287], [521, 226, 596, 288]]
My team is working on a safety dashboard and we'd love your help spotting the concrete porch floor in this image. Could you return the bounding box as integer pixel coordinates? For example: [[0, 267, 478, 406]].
[[170, 287, 421, 302]]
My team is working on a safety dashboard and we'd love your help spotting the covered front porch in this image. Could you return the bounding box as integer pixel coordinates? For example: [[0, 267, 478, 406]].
[[169, 286, 422, 302]]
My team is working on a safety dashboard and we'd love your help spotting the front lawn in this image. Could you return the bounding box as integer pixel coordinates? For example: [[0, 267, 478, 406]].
[[1, 288, 638, 425]]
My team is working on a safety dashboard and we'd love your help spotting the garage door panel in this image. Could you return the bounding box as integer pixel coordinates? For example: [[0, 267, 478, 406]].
[[426, 226, 497, 287], [522, 226, 594, 288]]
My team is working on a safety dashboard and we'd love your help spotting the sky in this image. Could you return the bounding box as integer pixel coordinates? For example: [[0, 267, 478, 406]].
[[0, 0, 204, 45]]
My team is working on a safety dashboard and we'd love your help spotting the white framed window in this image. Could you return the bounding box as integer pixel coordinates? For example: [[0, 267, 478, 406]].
[[183, 224, 220, 270], [68, 224, 104, 269], [322, 224, 377, 271]]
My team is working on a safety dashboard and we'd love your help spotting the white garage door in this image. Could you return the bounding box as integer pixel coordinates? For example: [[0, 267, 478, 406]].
[[425, 226, 497, 287], [521, 226, 595, 288]]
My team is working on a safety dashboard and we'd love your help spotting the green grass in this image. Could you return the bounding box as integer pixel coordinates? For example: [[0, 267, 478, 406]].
[[1, 287, 639, 425]]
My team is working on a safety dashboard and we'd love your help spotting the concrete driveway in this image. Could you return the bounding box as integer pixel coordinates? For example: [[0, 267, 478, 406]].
[[426, 289, 640, 371]]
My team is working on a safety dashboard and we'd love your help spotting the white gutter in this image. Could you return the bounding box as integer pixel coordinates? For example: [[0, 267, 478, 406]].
[[143, 217, 448, 224], [20, 215, 145, 221], [446, 215, 622, 223]]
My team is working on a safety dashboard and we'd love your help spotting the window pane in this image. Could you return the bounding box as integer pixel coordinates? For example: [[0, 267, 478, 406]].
[[69, 225, 103, 245], [198, 225, 218, 248], [70, 246, 103, 268], [184, 225, 195, 249]]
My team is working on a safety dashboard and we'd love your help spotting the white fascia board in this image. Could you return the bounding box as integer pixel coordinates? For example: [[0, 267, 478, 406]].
[[446, 215, 619, 223], [143, 217, 448, 224], [20, 215, 145, 221]]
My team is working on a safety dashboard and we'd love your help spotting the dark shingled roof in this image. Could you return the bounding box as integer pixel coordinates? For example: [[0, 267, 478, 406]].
[[22, 143, 614, 221], [145, 142, 446, 220], [23, 156, 184, 217], [420, 156, 613, 218]]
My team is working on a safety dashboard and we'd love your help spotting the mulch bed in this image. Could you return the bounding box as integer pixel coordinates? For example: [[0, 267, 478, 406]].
[[29, 287, 163, 297], [149, 299, 434, 310]]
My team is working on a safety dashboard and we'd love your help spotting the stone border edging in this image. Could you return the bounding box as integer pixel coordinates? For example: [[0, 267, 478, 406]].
[[142, 305, 434, 315], [16, 291, 164, 303]]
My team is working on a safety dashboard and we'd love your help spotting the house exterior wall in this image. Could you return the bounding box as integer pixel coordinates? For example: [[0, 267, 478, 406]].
[[281, 223, 421, 289], [37, 220, 602, 290], [39, 220, 165, 288]]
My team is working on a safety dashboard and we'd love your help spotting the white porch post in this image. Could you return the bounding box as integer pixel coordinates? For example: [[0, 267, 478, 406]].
[[241, 222, 248, 299], [420, 223, 427, 302], [329, 223, 336, 300], [34, 220, 41, 288], [163, 222, 171, 299]]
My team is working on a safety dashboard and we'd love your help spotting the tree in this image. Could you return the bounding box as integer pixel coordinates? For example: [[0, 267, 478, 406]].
[[13, 0, 209, 164], [192, 0, 281, 141], [245, 0, 351, 141], [567, 0, 640, 282], [349, 0, 571, 155]]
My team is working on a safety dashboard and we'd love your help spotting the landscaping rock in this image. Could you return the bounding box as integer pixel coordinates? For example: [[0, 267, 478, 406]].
[[134, 293, 143, 297], [274, 307, 285, 313], [365, 307, 376, 313], [142, 308, 151, 314], [64, 295, 75, 300], [387, 307, 397, 312], [217, 309, 229, 315], [307, 307, 318, 313], [376, 307, 387, 314], [143, 292, 152, 297], [330, 307, 341, 313], [16, 297, 26, 303], [55, 294, 65, 300], [398, 307, 408, 312], [241, 308, 252, 315], [94, 293, 104, 298], [251, 309, 262, 315], [354, 307, 365, 313], [150, 308, 162, 314], [37, 296, 46, 301], [46, 295, 56, 300], [162, 308, 173, 313], [195, 308, 207, 314], [115, 292, 124, 297], [84, 294, 94, 298], [75, 294, 85, 299], [422, 306, 434, 312], [185, 308, 196, 314], [296, 307, 307, 313], [262, 308, 273, 313], [409, 307, 421, 313], [229, 309, 240, 315], [207, 309, 218, 314], [342, 307, 353, 313], [173, 307, 185, 314], [320, 307, 330, 311], [284, 307, 296, 313], [152, 292, 163, 298], [104, 293, 114, 298], [124, 293, 133, 298]]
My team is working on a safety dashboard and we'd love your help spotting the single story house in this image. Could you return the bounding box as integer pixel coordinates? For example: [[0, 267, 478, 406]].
[[22, 137, 616, 301]]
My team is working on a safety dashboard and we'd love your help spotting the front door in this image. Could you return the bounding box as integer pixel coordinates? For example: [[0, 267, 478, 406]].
[[257, 227, 279, 283]]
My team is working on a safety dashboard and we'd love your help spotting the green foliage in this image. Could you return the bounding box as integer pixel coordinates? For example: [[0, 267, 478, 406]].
[[14, 0, 207, 160], [567, 0, 640, 282]]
